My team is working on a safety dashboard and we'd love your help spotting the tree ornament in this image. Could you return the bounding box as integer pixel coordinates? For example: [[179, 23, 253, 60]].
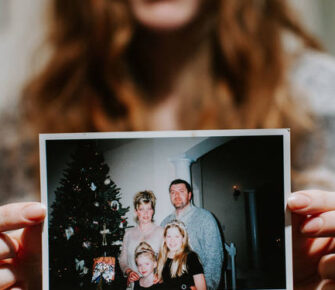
[[65, 226, 74, 240], [111, 200, 119, 211], [81, 267, 89, 276], [112, 240, 123, 246], [94, 201, 99, 207], [100, 224, 111, 246], [75, 259, 89, 276], [82, 241, 92, 249], [104, 178, 111, 185], [90, 182, 97, 191], [75, 258, 85, 271]]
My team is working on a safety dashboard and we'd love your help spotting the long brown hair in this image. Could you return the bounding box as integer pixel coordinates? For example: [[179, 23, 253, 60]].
[[21, 0, 322, 181]]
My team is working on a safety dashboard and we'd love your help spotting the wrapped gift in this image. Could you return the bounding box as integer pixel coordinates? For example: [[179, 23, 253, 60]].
[[91, 257, 115, 284]]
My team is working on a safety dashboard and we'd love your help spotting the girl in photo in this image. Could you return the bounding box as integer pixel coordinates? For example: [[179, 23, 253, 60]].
[[134, 242, 162, 290], [157, 220, 206, 290]]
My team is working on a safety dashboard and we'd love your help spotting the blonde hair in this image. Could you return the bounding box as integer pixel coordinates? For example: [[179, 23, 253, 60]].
[[133, 190, 156, 222], [157, 220, 191, 280], [135, 241, 157, 267]]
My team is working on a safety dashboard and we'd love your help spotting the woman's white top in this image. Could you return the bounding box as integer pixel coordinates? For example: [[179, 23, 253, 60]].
[[118, 223, 163, 274]]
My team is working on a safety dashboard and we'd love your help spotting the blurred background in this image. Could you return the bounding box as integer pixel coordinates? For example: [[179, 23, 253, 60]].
[[0, 0, 334, 112]]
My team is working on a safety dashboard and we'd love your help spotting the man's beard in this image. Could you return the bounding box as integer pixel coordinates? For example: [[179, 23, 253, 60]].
[[174, 201, 187, 210]]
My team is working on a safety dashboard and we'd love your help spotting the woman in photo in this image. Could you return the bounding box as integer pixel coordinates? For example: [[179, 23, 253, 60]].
[[119, 190, 163, 288], [157, 220, 206, 290]]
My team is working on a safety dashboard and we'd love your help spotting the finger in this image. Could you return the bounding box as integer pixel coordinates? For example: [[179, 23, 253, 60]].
[[130, 277, 139, 283], [301, 212, 335, 237], [6, 226, 42, 290], [321, 280, 335, 290], [0, 203, 46, 232], [8, 282, 26, 290], [0, 233, 19, 260], [288, 190, 335, 215], [129, 273, 140, 282], [130, 271, 139, 278], [10, 224, 43, 259], [8, 226, 43, 290], [319, 254, 335, 280], [0, 264, 16, 290]]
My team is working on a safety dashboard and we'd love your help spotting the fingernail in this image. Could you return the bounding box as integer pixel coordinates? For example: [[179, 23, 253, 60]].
[[301, 217, 323, 233], [22, 203, 46, 221], [287, 193, 311, 210]]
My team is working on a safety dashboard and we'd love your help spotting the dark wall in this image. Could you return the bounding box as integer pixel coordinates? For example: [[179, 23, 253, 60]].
[[192, 136, 285, 289]]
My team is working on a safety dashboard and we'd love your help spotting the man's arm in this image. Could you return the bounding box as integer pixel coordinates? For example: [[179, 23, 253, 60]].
[[200, 211, 224, 290]]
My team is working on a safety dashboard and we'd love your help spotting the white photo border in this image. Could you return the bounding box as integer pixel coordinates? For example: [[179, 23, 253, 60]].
[[40, 129, 292, 290]]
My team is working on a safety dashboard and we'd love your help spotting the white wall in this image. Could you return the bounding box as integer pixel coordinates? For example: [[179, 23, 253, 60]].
[[103, 137, 206, 226]]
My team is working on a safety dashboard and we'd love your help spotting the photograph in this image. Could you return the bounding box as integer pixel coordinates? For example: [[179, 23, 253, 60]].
[[40, 129, 291, 290]]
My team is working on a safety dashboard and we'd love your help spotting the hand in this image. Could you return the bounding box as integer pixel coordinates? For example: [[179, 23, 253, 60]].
[[0, 202, 46, 290], [288, 190, 335, 289], [153, 274, 160, 284], [126, 268, 140, 286]]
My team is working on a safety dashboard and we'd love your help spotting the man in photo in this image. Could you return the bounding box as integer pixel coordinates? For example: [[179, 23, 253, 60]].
[[161, 179, 224, 290]]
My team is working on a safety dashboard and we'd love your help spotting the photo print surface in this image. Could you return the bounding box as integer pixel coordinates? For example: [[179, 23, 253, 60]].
[[40, 130, 291, 290]]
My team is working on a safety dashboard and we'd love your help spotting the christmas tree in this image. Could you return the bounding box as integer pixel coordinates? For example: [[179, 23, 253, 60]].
[[49, 141, 129, 289]]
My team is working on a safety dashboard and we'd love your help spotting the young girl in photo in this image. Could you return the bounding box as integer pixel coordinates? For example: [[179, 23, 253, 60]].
[[134, 242, 162, 290], [157, 220, 206, 290]]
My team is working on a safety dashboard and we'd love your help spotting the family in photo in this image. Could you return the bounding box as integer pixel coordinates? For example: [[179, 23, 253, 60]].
[[43, 135, 289, 289], [119, 179, 223, 290]]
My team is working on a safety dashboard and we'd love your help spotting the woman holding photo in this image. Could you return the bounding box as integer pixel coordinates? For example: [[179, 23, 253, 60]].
[[119, 190, 163, 288], [1, 0, 335, 289]]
